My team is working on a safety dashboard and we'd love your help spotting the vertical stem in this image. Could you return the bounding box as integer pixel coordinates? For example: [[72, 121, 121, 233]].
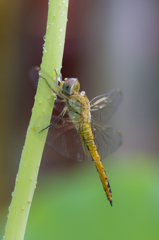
[[3, 0, 69, 240]]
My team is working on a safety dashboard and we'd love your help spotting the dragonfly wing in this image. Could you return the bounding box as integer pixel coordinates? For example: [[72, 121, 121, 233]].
[[93, 124, 122, 160], [29, 66, 58, 88], [46, 118, 87, 161], [29, 66, 40, 88], [90, 89, 122, 123]]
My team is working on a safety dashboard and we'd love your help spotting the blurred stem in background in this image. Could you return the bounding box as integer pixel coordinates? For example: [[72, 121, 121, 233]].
[[3, 0, 69, 240], [0, 0, 22, 208]]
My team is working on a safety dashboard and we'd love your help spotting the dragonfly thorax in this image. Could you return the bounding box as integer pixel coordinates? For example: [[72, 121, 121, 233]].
[[67, 94, 91, 123], [68, 98, 81, 114]]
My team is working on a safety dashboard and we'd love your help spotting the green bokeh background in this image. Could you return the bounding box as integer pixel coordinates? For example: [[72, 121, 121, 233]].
[[1, 154, 159, 240]]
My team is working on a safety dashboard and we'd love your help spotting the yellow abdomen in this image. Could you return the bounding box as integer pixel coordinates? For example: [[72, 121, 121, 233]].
[[81, 122, 113, 206]]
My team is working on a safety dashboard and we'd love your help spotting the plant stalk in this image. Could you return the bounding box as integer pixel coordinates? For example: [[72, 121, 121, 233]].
[[3, 0, 69, 239]]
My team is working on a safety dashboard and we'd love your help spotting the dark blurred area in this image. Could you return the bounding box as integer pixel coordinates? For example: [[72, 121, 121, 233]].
[[0, 0, 159, 239]]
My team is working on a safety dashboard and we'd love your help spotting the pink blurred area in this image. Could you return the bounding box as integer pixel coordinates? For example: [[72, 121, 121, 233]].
[[0, 0, 159, 212]]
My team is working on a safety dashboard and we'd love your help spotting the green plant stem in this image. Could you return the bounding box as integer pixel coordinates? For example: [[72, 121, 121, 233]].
[[4, 0, 69, 239]]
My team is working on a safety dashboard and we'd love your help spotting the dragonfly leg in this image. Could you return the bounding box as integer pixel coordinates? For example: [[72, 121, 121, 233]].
[[39, 72, 67, 100], [55, 98, 65, 103], [39, 107, 67, 133], [39, 75, 58, 95]]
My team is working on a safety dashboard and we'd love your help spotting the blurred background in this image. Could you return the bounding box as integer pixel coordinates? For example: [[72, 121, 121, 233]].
[[0, 0, 159, 239]]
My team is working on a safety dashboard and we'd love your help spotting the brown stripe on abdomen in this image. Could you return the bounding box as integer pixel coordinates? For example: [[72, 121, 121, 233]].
[[94, 159, 112, 206]]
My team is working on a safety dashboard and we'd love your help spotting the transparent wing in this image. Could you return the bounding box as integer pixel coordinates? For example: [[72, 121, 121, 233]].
[[37, 115, 122, 162], [92, 124, 122, 161], [29, 66, 39, 88], [46, 117, 90, 161], [90, 89, 122, 124], [47, 117, 122, 162], [29, 66, 59, 89]]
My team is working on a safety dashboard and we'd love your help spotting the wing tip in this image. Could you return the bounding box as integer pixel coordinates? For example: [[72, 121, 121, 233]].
[[116, 88, 121, 92]]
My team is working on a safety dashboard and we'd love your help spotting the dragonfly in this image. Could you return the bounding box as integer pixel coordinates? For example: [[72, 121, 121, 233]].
[[33, 67, 122, 206]]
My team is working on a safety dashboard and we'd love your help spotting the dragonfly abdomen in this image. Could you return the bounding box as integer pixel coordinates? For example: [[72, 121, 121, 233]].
[[94, 160, 112, 206], [82, 122, 113, 206]]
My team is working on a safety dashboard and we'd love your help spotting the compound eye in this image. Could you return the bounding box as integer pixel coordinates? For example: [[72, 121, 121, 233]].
[[64, 78, 77, 86], [73, 80, 80, 93], [61, 78, 80, 95]]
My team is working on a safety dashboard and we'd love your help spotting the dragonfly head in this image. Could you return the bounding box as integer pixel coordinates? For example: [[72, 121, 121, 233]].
[[60, 78, 80, 96]]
